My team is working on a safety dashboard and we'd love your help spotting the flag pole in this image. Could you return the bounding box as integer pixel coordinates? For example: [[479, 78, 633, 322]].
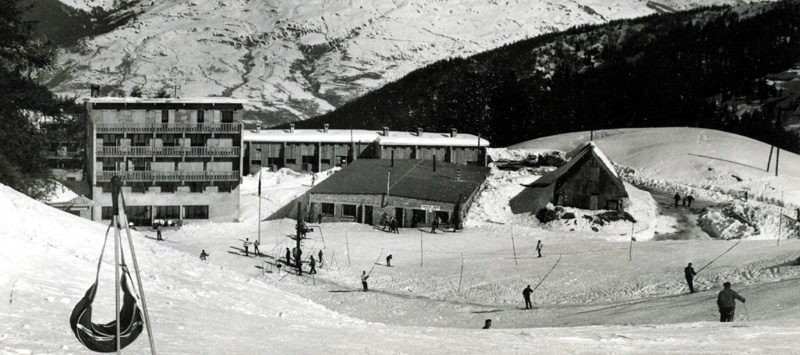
[[258, 168, 262, 245]]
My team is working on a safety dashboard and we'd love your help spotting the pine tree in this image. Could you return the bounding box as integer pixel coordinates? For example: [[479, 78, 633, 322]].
[[0, 0, 62, 199]]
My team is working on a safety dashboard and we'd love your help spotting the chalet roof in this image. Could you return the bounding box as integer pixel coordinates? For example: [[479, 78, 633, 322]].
[[527, 142, 621, 188], [309, 159, 490, 204], [244, 129, 490, 147], [48, 195, 94, 208], [86, 97, 248, 105]]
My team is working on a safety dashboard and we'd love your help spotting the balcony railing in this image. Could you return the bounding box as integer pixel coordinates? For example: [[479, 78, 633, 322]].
[[96, 123, 241, 134], [96, 170, 240, 182], [96, 146, 239, 157]]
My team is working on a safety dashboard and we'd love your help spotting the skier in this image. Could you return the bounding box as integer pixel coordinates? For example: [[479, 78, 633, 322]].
[[674, 193, 681, 207], [361, 271, 369, 292], [482, 319, 492, 329], [309, 255, 317, 274], [253, 239, 260, 256], [536, 240, 543, 258], [386, 254, 393, 267], [685, 263, 697, 293], [156, 225, 163, 241], [285, 247, 291, 265], [686, 194, 695, 207], [380, 212, 389, 231], [199, 250, 209, 261], [295, 248, 303, 269], [523, 284, 533, 309], [318, 250, 324, 267], [243, 238, 251, 257], [390, 217, 399, 234], [311, 175, 316, 186], [430, 216, 439, 234], [717, 281, 746, 322]]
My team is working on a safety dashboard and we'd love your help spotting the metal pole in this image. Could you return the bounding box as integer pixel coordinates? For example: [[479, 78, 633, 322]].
[[511, 226, 518, 266], [420, 231, 423, 268], [767, 145, 774, 172], [113, 216, 121, 355], [368, 249, 383, 277], [778, 191, 783, 246], [258, 169, 262, 245], [345, 232, 351, 266], [776, 148, 780, 177], [629, 222, 634, 262], [458, 253, 464, 294]]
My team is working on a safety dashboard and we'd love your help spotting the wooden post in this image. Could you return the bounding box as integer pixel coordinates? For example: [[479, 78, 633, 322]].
[[775, 148, 780, 176], [767, 145, 774, 172], [458, 253, 464, 294], [345, 232, 351, 266], [420, 231, 423, 268]]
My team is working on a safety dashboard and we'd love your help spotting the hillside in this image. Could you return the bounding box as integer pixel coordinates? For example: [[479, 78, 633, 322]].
[[4, 127, 800, 353], [296, 0, 800, 152], [43, 0, 758, 123]]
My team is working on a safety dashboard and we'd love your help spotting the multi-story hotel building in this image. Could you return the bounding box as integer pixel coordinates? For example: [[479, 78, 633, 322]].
[[85, 97, 246, 225]]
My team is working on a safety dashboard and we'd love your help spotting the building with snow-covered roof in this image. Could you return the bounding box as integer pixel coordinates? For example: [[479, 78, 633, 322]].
[[306, 158, 490, 228], [516, 142, 628, 212], [85, 94, 245, 225], [243, 125, 489, 174]]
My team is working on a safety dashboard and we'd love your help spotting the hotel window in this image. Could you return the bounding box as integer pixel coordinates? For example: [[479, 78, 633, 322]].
[[221, 110, 233, 123], [197, 110, 205, 124], [184, 205, 209, 219], [161, 110, 169, 124]]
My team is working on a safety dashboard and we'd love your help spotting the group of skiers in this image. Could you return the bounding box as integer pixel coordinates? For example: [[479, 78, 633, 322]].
[[673, 192, 695, 207], [380, 213, 400, 233]]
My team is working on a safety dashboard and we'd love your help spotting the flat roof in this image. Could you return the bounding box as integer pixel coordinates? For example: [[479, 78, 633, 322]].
[[244, 129, 491, 147], [309, 159, 490, 204], [86, 97, 249, 104]]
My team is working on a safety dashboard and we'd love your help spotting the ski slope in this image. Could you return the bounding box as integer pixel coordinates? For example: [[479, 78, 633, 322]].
[[3, 127, 800, 354]]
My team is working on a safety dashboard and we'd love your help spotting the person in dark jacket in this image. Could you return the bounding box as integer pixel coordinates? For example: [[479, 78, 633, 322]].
[[361, 271, 369, 292], [674, 193, 681, 207], [536, 240, 543, 258], [156, 225, 163, 241], [685, 263, 697, 293], [390, 217, 399, 234], [253, 239, 260, 256], [285, 247, 291, 265], [686, 194, 695, 207], [199, 250, 209, 261], [318, 250, 323, 267], [717, 281, 746, 322], [386, 254, 393, 267], [430, 217, 439, 234], [523, 285, 533, 309], [309, 255, 317, 274], [482, 319, 492, 329]]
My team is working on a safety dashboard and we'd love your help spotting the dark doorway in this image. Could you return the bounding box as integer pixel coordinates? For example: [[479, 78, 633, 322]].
[[395, 208, 404, 228], [364, 205, 373, 225]]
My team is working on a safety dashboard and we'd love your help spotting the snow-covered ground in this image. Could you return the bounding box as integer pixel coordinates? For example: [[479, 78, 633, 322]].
[[4, 127, 800, 354]]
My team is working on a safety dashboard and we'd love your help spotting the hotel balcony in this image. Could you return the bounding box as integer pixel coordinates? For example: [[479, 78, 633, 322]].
[[95, 123, 241, 134], [96, 146, 240, 157], [96, 170, 240, 182]]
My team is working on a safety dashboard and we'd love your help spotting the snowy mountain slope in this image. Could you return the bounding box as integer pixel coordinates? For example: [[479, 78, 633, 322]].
[[6, 126, 800, 353], [48, 0, 767, 123], [510, 128, 800, 205]]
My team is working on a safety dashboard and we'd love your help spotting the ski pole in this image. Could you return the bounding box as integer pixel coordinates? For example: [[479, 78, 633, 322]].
[[697, 240, 741, 273], [368, 249, 384, 277]]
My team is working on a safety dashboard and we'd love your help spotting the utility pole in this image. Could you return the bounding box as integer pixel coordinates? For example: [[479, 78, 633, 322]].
[[295, 202, 308, 276]]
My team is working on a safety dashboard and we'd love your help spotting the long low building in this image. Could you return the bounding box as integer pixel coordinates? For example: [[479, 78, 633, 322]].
[[306, 158, 490, 228], [243, 125, 490, 174]]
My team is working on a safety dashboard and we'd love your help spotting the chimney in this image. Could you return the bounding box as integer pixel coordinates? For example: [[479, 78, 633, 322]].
[[417, 127, 423, 136], [433, 154, 437, 172], [323, 123, 329, 133], [289, 124, 295, 133], [383, 127, 389, 136], [391, 150, 394, 167], [256, 123, 261, 133], [450, 128, 458, 137], [90, 84, 100, 98]]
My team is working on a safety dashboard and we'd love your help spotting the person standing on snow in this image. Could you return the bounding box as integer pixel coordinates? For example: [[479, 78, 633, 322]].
[[430, 216, 439, 234], [674, 193, 681, 207], [386, 254, 393, 267], [285, 247, 291, 265], [523, 285, 533, 309], [309, 255, 317, 274], [717, 281, 746, 322], [361, 271, 369, 292], [536, 240, 544, 258], [253, 239, 260, 256], [156, 224, 163, 241], [685, 263, 697, 293], [318, 250, 324, 267], [687, 194, 695, 208], [199, 250, 209, 261], [243, 238, 251, 257], [390, 217, 399, 234], [482, 319, 492, 329]]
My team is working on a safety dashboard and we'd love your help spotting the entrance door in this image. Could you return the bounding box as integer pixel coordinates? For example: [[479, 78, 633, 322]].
[[589, 195, 599, 210], [364, 206, 373, 225], [395, 208, 404, 228]]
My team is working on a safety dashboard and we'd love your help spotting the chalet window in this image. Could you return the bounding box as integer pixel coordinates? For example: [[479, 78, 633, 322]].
[[251, 160, 262, 166], [321, 203, 334, 216], [301, 155, 315, 164], [221, 111, 233, 123], [412, 209, 427, 225], [321, 158, 331, 165], [197, 110, 205, 124], [286, 159, 296, 164], [161, 110, 169, 124], [132, 134, 148, 146], [184, 205, 209, 219], [342, 204, 356, 218]]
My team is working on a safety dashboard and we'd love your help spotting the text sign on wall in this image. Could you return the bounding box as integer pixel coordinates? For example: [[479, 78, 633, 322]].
[[421, 205, 441, 211]]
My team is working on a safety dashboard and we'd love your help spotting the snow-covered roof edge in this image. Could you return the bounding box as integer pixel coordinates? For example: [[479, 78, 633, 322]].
[[86, 97, 249, 104], [245, 129, 490, 147]]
